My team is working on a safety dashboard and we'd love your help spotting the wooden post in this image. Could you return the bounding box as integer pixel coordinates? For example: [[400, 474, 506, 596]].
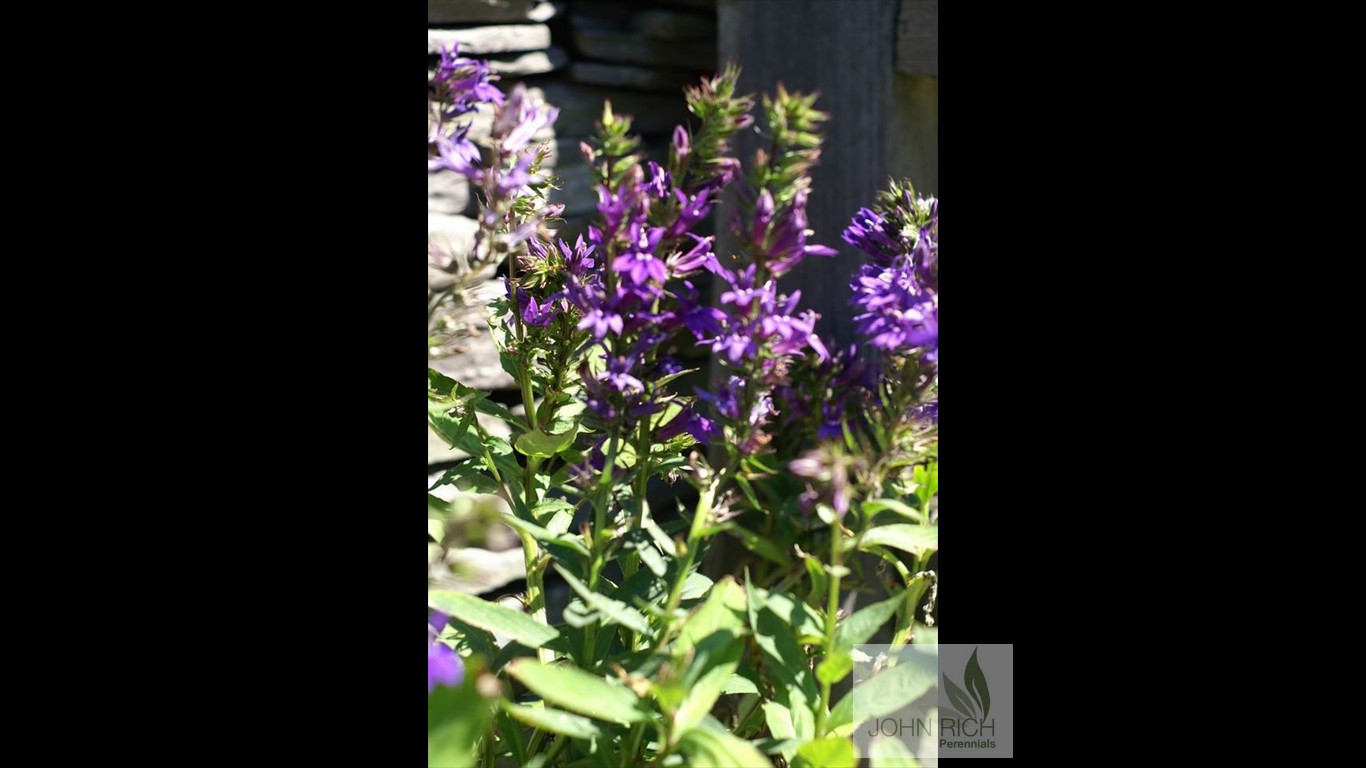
[[716, 0, 897, 348], [891, 0, 938, 195]]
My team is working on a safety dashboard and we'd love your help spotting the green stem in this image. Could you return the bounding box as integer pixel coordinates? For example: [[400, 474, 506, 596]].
[[816, 519, 844, 736], [650, 470, 725, 655], [624, 723, 647, 768], [482, 720, 496, 767], [583, 434, 620, 666]]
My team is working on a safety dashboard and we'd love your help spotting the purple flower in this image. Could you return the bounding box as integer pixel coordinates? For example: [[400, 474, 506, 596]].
[[518, 292, 559, 327], [672, 125, 690, 165], [851, 263, 938, 356], [494, 151, 540, 198], [667, 188, 716, 239], [432, 45, 503, 118], [752, 189, 775, 245], [558, 235, 597, 276], [647, 161, 672, 199], [681, 301, 726, 341], [577, 308, 624, 339], [789, 451, 826, 479], [711, 332, 757, 363], [613, 251, 668, 287], [841, 207, 901, 265], [764, 189, 837, 276], [428, 638, 464, 694], [429, 610, 450, 634], [817, 403, 844, 440], [601, 354, 645, 395], [595, 182, 647, 241], [717, 265, 765, 311], [494, 83, 559, 154], [657, 405, 717, 443], [697, 379, 742, 421], [667, 234, 716, 276], [612, 225, 669, 287], [429, 126, 481, 177]]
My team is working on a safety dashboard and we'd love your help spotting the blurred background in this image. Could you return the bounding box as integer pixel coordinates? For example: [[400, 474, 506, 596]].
[[428, 0, 937, 616]]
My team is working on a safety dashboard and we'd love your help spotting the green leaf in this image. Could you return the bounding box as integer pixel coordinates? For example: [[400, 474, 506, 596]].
[[429, 676, 493, 768], [850, 647, 937, 726], [723, 673, 759, 695], [426, 368, 459, 396], [912, 624, 938, 645], [714, 523, 791, 568], [868, 736, 921, 767], [678, 577, 747, 654], [674, 630, 744, 734], [678, 727, 770, 768], [679, 571, 714, 601], [431, 460, 499, 495], [626, 530, 668, 577], [428, 494, 450, 517], [912, 462, 938, 509], [500, 701, 603, 739], [653, 367, 700, 390], [762, 701, 797, 742], [554, 564, 650, 634], [505, 659, 647, 724], [733, 474, 763, 510], [801, 556, 828, 608], [816, 649, 853, 686], [515, 425, 579, 458], [834, 593, 904, 649], [643, 515, 679, 556], [849, 524, 938, 556], [531, 498, 575, 526], [429, 408, 476, 450], [827, 693, 853, 736], [751, 606, 817, 735], [474, 397, 526, 432], [428, 590, 559, 648], [502, 515, 590, 557], [752, 588, 825, 644], [861, 498, 927, 524], [793, 738, 855, 768]]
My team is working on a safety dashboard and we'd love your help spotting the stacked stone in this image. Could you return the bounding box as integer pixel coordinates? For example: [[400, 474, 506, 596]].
[[428, 0, 720, 461]]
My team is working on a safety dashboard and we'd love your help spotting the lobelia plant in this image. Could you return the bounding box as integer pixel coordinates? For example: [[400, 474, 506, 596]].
[[428, 48, 939, 768]]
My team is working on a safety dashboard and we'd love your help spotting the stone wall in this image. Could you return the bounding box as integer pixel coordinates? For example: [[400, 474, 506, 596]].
[[428, 0, 718, 272]]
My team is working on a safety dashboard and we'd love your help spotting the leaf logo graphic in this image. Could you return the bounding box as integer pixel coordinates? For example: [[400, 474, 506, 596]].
[[942, 647, 990, 720]]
